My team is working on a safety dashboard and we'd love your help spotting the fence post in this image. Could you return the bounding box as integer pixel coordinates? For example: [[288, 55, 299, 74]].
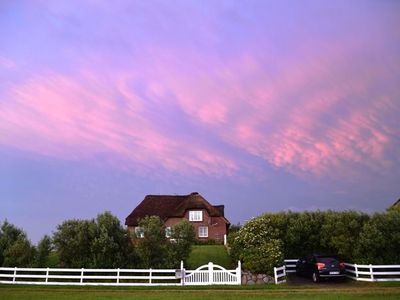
[[80, 268, 84, 285], [180, 260, 185, 286], [224, 234, 227, 246], [45, 267, 49, 283], [13, 267, 17, 284], [149, 268, 152, 284], [237, 261, 241, 285], [208, 262, 213, 285], [274, 267, 277, 284], [369, 264, 374, 282], [116, 268, 120, 285], [354, 264, 359, 279]]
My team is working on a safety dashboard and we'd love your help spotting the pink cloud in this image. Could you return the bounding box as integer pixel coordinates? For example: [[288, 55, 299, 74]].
[[0, 71, 238, 177]]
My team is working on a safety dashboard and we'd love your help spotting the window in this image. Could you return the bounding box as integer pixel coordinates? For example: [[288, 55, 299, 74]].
[[135, 227, 144, 238], [198, 226, 208, 238], [189, 210, 203, 221], [165, 227, 172, 238]]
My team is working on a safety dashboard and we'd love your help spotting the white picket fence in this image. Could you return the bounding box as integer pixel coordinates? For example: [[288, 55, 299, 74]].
[[274, 259, 400, 284], [0, 261, 241, 286]]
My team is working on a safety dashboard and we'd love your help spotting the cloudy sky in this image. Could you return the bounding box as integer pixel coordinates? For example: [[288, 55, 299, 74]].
[[1, 0, 399, 243]]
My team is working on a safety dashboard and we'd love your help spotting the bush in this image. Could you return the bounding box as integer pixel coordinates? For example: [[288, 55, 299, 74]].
[[230, 210, 377, 274], [355, 210, 400, 264], [230, 216, 284, 274]]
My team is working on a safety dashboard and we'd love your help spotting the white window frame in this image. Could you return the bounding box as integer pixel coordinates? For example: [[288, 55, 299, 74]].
[[135, 227, 144, 238], [198, 226, 208, 238], [189, 210, 203, 222], [165, 226, 172, 238]]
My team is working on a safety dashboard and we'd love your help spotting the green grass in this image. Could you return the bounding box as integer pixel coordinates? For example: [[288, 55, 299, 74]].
[[187, 245, 232, 269], [1, 283, 400, 300]]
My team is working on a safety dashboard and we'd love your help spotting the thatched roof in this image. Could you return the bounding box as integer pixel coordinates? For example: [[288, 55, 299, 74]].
[[125, 192, 229, 226]]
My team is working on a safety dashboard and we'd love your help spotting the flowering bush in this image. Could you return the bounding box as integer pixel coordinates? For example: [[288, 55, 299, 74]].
[[230, 216, 284, 274]]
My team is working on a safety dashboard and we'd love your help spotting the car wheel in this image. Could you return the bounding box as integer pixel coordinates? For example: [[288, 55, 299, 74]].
[[312, 272, 320, 283]]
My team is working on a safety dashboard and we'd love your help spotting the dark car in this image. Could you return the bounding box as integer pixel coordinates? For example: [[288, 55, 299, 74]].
[[296, 254, 346, 282]]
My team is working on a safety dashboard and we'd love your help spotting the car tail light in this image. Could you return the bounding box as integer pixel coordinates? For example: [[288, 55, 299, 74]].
[[340, 262, 345, 269], [316, 262, 325, 270]]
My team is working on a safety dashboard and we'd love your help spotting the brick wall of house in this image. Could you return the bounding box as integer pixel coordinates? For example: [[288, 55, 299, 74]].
[[165, 209, 227, 241]]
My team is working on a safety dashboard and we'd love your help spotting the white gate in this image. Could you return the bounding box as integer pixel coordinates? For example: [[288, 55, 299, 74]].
[[184, 262, 241, 285]]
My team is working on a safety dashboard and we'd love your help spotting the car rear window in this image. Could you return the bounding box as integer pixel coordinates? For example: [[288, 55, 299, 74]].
[[316, 257, 339, 263]]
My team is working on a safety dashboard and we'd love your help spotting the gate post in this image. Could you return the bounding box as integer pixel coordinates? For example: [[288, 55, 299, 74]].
[[208, 262, 213, 285], [180, 261, 185, 286], [236, 261, 241, 285]]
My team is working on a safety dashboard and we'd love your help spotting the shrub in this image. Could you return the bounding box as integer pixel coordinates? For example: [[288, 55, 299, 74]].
[[230, 216, 284, 274]]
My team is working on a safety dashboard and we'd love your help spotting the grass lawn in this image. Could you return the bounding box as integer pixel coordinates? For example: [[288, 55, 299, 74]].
[[1, 283, 400, 300], [187, 245, 232, 269]]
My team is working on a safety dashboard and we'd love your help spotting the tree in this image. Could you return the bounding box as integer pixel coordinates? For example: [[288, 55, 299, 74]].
[[53, 219, 96, 268], [0, 220, 35, 267], [53, 212, 137, 268], [169, 220, 195, 266], [135, 216, 169, 268], [91, 212, 137, 268], [35, 235, 52, 267]]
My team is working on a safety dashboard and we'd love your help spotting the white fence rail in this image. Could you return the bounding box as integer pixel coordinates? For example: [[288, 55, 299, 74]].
[[284, 259, 298, 273], [344, 263, 400, 282], [0, 262, 241, 286]]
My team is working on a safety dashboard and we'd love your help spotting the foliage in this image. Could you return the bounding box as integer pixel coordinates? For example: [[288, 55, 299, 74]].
[[0, 220, 35, 267], [230, 210, 375, 274], [355, 210, 400, 264], [91, 212, 137, 268], [53, 219, 96, 268], [319, 211, 369, 261], [135, 216, 169, 268], [53, 212, 137, 268], [35, 235, 52, 267], [169, 220, 195, 266], [230, 216, 284, 274], [135, 216, 195, 268]]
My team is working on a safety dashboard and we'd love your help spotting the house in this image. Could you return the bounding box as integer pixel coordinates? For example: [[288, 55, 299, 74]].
[[125, 192, 230, 242], [389, 198, 400, 211]]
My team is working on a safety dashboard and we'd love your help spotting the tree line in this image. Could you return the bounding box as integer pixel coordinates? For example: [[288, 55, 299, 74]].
[[0, 212, 195, 269], [229, 208, 400, 274]]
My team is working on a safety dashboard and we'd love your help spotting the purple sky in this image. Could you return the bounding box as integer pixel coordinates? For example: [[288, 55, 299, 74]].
[[1, 0, 399, 243]]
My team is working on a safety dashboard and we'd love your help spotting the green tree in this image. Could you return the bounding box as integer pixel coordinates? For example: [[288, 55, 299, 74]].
[[53, 219, 96, 267], [35, 235, 52, 267], [135, 216, 169, 268], [0, 220, 35, 267], [91, 212, 137, 268], [168, 220, 195, 266]]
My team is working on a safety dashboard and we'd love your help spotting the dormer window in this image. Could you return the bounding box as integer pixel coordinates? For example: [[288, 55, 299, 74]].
[[189, 210, 203, 222]]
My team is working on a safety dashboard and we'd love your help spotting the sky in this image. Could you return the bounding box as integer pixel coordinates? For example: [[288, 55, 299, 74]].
[[1, 0, 399, 243]]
